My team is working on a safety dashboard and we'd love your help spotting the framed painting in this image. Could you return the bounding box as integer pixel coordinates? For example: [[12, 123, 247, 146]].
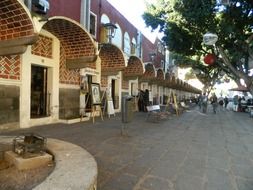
[[91, 83, 101, 105], [80, 76, 89, 94]]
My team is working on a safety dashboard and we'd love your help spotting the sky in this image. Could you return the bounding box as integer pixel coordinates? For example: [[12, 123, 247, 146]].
[[107, 0, 161, 42]]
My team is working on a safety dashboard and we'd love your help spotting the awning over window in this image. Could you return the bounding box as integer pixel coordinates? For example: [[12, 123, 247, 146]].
[[66, 55, 99, 69]]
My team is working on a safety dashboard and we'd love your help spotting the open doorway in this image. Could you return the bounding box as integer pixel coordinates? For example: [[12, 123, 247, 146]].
[[85, 75, 93, 111], [30, 65, 48, 118], [111, 79, 116, 108]]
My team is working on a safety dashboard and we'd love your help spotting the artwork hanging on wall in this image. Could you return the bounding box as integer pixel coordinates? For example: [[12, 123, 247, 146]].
[[80, 76, 89, 94]]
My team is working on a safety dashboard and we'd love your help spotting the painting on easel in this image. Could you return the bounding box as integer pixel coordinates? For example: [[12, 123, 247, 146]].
[[91, 83, 101, 105]]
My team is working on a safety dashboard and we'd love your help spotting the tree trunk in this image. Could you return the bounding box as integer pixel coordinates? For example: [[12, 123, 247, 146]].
[[217, 46, 253, 95]]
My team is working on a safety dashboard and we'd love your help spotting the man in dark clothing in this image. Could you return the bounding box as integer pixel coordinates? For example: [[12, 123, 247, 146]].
[[202, 93, 208, 113], [137, 90, 145, 112], [143, 89, 149, 112], [224, 97, 229, 109], [210, 93, 218, 113]]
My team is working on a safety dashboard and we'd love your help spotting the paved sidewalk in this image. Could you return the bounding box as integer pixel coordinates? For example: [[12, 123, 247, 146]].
[[1, 107, 253, 190]]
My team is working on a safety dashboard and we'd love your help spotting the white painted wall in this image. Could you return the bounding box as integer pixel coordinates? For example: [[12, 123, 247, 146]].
[[20, 30, 60, 128], [129, 79, 138, 96]]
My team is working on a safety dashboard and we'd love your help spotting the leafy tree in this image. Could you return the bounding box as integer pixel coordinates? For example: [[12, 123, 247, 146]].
[[143, 0, 253, 94]]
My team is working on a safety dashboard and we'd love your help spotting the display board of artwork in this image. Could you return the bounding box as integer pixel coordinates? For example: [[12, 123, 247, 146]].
[[107, 100, 115, 117], [91, 83, 101, 105], [105, 85, 115, 117]]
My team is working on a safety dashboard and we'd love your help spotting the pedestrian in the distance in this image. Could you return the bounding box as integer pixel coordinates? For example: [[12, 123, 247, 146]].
[[210, 93, 218, 114], [233, 95, 238, 112], [143, 89, 149, 112], [218, 97, 224, 111], [224, 96, 229, 109], [202, 93, 208, 113], [198, 94, 202, 111]]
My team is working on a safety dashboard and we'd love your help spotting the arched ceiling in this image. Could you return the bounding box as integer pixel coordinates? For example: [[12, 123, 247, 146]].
[[42, 16, 97, 69], [156, 69, 165, 81], [139, 63, 156, 82], [123, 56, 144, 78], [99, 43, 126, 75], [0, 0, 37, 55]]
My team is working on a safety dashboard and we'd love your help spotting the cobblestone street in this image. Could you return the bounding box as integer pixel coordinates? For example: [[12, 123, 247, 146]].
[[1, 107, 253, 190]]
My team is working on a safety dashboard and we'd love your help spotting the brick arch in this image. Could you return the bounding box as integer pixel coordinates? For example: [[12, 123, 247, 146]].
[[123, 56, 144, 78], [156, 69, 165, 81], [182, 82, 187, 91], [176, 79, 183, 90], [165, 72, 172, 87], [155, 69, 165, 86], [165, 72, 171, 80], [0, 0, 37, 55], [170, 76, 177, 88], [99, 43, 126, 75], [42, 16, 97, 69], [139, 63, 156, 82]]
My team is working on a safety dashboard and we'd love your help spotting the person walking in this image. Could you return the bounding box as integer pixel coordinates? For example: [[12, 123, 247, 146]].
[[143, 89, 149, 112], [218, 96, 224, 111], [224, 96, 229, 109], [202, 93, 208, 113], [197, 94, 202, 111], [233, 95, 239, 112], [137, 89, 145, 112], [210, 93, 218, 114]]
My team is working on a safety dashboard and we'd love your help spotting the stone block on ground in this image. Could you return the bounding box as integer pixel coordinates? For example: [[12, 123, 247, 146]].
[[4, 151, 53, 170]]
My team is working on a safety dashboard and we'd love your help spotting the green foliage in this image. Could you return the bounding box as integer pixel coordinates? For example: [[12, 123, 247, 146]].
[[143, 0, 253, 84]]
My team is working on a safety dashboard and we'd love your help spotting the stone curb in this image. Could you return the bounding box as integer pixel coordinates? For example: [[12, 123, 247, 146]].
[[0, 137, 98, 190]]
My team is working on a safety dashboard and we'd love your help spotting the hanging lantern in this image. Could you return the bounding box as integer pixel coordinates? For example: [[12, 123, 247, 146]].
[[204, 54, 216, 65]]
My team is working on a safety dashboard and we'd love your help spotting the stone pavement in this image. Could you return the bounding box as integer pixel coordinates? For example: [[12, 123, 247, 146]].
[[1, 106, 253, 190]]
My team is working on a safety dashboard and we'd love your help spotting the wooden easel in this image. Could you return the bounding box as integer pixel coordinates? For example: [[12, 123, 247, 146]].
[[172, 91, 179, 116], [91, 104, 103, 123], [101, 90, 107, 116], [166, 91, 171, 107], [80, 93, 89, 121]]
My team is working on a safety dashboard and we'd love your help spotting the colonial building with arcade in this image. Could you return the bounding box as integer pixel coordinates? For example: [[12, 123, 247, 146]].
[[0, 0, 201, 130]]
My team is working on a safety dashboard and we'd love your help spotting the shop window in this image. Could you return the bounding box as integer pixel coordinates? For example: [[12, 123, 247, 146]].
[[100, 14, 110, 43], [161, 60, 164, 70], [124, 32, 131, 55], [90, 12, 97, 37], [112, 24, 122, 48], [131, 38, 137, 55]]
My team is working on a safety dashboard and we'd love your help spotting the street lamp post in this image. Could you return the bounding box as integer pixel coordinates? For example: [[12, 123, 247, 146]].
[[103, 23, 117, 44]]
